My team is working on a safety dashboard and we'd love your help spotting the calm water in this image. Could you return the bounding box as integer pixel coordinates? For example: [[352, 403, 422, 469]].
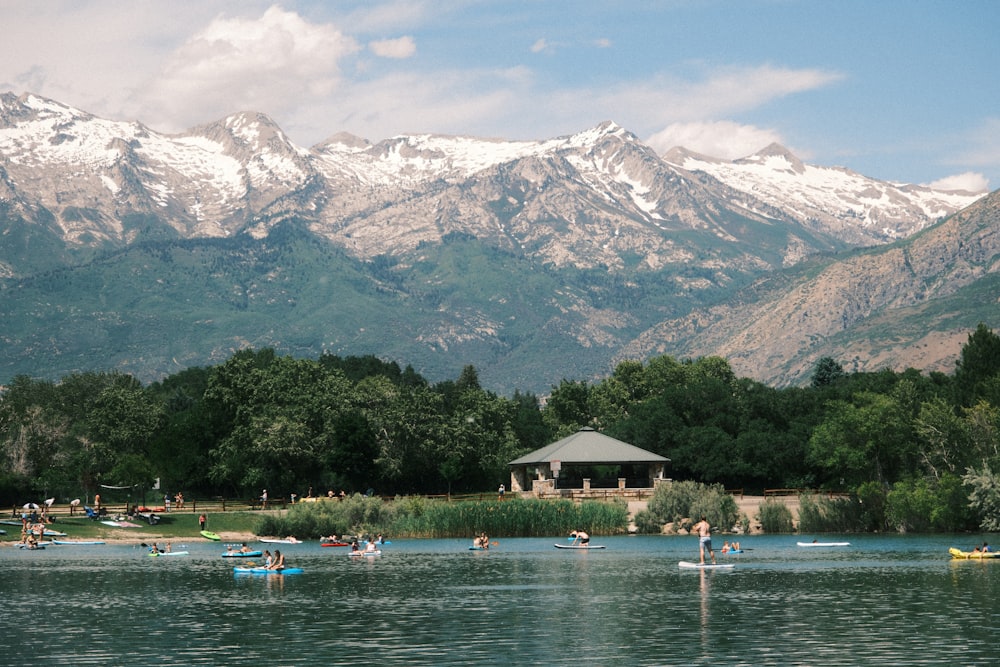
[[1, 534, 997, 666]]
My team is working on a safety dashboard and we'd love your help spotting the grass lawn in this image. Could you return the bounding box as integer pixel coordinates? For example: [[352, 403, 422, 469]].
[[1, 511, 264, 544]]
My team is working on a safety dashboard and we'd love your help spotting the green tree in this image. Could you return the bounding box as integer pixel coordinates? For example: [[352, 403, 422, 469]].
[[811, 356, 845, 388], [807, 389, 916, 489], [954, 323, 1000, 407]]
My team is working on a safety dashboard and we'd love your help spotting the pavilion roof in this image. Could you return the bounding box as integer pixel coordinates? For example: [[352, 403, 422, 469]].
[[508, 427, 669, 466]]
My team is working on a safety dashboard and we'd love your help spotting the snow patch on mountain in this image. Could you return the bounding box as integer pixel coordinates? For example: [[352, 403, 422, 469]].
[[664, 143, 985, 242]]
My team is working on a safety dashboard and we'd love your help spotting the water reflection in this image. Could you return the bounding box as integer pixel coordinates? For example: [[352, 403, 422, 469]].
[[1, 535, 999, 665]]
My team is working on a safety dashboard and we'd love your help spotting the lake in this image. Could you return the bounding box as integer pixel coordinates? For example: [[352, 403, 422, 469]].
[[1, 534, 997, 666]]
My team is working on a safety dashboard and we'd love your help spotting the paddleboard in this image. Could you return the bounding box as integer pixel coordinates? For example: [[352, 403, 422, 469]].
[[554, 543, 606, 550], [321, 542, 350, 547], [678, 561, 734, 569], [222, 550, 262, 558], [52, 539, 105, 545], [17, 543, 47, 550], [797, 541, 850, 547], [349, 550, 381, 557], [233, 566, 303, 575], [148, 551, 189, 557], [201, 530, 221, 541], [260, 538, 303, 544]]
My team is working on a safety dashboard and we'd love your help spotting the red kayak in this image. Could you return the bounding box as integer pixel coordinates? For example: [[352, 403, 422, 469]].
[[321, 542, 350, 547]]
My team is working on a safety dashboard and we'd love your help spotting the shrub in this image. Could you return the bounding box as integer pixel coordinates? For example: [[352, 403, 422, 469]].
[[796, 493, 867, 533], [257, 495, 629, 538], [757, 499, 794, 533], [641, 480, 738, 533]]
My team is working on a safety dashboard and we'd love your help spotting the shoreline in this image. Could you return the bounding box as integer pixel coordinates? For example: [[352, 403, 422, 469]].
[[4, 495, 798, 544]]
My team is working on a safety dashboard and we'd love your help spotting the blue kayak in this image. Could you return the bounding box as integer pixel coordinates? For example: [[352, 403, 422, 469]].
[[233, 566, 303, 575], [222, 550, 263, 558]]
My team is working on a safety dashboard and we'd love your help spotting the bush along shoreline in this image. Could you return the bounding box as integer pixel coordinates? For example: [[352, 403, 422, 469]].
[[257, 495, 630, 539]]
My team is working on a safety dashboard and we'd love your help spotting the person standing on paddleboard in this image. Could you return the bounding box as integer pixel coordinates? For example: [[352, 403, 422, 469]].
[[693, 516, 717, 564]]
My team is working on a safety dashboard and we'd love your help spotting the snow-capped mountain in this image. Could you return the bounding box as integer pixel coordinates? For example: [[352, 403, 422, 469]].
[[0, 91, 993, 393], [663, 143, 982, 245], [0, 91, 983, 275]]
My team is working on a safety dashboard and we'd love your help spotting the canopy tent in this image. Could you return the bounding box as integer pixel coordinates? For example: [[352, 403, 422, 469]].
[[508, 427, 669, 494]]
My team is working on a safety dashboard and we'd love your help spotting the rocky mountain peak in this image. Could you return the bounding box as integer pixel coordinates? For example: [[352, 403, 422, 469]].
[[738, 142, 806, 174]]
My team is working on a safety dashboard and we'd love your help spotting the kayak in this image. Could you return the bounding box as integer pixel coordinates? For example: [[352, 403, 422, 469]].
[[321, 542, 350, 547], [17, 543, 47, 550], [200, 530, 221, 541], [148, 551, 189, 557], [949, 547, 1000, 559], [222, 550, 263, 558], [554, 543, 606, 550], [52, 540, 106, 545], [797, 541, 850, 547], [679, 561, 735, 570], [234, 566, 303, 575]]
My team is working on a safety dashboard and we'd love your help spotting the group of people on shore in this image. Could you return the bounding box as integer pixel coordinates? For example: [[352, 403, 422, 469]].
[[18, 510, 51, 549]]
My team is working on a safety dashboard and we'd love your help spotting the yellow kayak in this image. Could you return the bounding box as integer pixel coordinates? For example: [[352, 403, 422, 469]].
[[949, 547, 999, 559]]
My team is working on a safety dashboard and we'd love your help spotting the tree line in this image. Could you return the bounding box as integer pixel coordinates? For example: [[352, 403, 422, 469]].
[[2, 324, 1000, 531]]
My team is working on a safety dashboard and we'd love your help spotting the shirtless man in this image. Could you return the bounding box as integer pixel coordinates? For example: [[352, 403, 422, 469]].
[[693, 516, 716, 564]]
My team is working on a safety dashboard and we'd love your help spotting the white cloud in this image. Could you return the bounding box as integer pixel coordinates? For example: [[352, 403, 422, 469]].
[[369, 36, 417, 59], [925, 172, 989, 193], [135, 6, 359, 131], [642, 65, 843, 125], [530, 38, 549, 54], [646, 121, 785, 159]]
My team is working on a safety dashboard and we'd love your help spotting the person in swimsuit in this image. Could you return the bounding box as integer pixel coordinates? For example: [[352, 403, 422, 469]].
[[693, 516, 717, 564], [570, 529, 590, 546]]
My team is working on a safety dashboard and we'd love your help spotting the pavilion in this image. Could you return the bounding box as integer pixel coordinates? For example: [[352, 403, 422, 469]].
[[508, 427, 670, 497]]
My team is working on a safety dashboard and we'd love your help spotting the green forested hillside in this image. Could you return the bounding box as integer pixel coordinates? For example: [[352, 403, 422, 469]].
[[0, 220, 748, 394]]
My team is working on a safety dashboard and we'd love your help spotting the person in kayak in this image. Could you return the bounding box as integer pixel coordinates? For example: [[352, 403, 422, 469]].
[[693, 516, 717, 565]]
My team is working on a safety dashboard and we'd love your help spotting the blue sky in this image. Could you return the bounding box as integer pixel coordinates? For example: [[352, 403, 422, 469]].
[[2, 1, 997, 191]]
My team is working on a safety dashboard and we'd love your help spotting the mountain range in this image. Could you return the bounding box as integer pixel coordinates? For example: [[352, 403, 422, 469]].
[[0, 91, 993, 393]]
